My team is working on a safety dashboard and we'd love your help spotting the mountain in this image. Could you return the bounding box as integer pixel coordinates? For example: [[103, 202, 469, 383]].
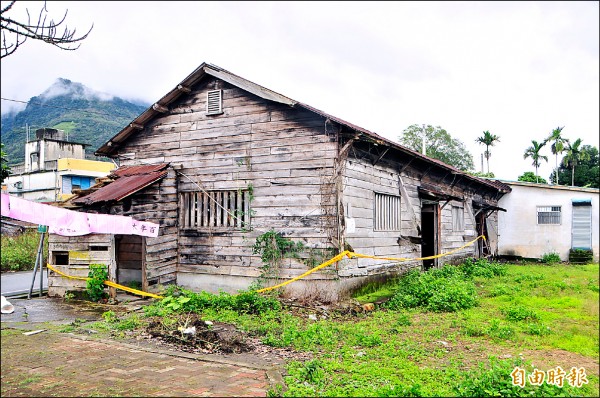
[[1, 78, 149, 165]]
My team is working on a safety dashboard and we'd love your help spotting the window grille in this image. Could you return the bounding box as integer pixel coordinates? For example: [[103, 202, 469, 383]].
[[537, 206, 561, 225], [206, 90, 223, 115], [181, 190, 250, 229], [452, 206, 464, 231], [374, 192, 401, 231]]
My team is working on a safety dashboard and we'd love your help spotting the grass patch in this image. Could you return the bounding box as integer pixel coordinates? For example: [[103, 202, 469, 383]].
[[89, 261, 599, 397]]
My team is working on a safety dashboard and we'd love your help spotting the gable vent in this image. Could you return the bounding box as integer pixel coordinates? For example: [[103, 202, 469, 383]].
[[206, 90, 223, 115]]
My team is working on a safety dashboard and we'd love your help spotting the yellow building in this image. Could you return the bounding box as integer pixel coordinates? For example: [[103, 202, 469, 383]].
[[3, 128, 115, 202]]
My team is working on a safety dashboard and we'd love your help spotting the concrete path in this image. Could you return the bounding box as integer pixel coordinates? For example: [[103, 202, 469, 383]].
[[1, 297, 284, 397]]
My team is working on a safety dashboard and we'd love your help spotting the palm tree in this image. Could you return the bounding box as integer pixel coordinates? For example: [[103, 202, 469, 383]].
[[523, 140, 548, 183], [562, 138, 590, 186], [476, 131, 500, 174], [544, 126, 568, 185]]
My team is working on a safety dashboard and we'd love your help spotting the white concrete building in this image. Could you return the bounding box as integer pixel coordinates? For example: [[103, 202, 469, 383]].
[[2, 128, 115, 202], [498, 181, 599, 262]]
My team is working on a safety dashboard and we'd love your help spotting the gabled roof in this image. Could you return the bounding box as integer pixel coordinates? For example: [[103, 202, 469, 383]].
[[71, 163, 169, 206], [96, 62, 510, 194]]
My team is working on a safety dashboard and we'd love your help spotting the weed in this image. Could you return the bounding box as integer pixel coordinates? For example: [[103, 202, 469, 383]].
[[146, 286, 281, 316], [461, 257, 507, 278], [523, 322, 552, 336], [541, 252, 562, 264], [298, 359, 326, 384], [454, 356, 588, 397], [487, 319, 516, 340], [395, 313, 412, 327], [384, 268, 478, 312], [502, 305, 540, 322], [252, 229, 305, 287]]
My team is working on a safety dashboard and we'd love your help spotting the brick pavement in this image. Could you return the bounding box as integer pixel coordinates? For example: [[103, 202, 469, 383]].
[[1, 329, 281, 397]]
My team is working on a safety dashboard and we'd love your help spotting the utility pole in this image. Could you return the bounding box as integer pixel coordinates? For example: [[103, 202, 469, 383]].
[[421, 124, 427, 155], [481, 153, 484, 173]]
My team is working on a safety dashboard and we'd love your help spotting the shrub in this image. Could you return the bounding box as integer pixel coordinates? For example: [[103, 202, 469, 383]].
[[148, 286, 282, 315], [461, 257, 507, 278], [427, 279, 478, 312], [569, 249, 593, 264], [0, 230, 45, 272], [86, 264, 108, 302], [384, 269, 478, 312], [541, 252, 561, 264]]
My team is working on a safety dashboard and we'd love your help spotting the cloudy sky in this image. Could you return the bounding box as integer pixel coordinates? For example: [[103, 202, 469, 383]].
[[1, 1, 598, 182]]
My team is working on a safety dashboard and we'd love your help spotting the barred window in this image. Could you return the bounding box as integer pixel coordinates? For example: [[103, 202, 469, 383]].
[[181, 190, 250, 229], [452, 205, 464, 231], [537, 206, 561, 225], [374, 192, 401, 231]]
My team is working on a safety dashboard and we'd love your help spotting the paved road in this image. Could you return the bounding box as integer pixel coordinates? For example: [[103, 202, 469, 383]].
[[1, 269, 47, 297]]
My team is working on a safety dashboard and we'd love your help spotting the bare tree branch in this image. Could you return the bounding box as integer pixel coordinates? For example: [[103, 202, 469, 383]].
[[1, 0, 93, 59]]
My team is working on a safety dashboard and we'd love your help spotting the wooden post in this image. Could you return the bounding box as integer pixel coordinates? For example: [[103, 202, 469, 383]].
[[108, 235, 117, 299]]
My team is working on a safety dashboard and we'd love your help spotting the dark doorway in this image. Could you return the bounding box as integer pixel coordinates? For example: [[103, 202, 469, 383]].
[[421, 202, 438, 270], [475, 212, 490, 257], [115, 235, 146, 289]]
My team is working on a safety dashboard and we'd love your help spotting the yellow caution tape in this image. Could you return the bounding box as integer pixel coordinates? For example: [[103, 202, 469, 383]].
[[255, 235, 486, 293], [47, 235, 486, 297], [346, 235, 486, 262], [46, 263, 164, 299], [255, 251, 352, 293]]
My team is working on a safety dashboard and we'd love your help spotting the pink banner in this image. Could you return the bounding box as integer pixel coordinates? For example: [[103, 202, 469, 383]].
[[1, 193, 159, 237]]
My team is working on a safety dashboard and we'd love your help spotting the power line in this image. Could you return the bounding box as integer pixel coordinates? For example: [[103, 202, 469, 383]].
[[0, 96, 137, 118]]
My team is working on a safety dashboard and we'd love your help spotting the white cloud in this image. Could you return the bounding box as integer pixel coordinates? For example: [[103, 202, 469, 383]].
[[1, 1, 597, 182]]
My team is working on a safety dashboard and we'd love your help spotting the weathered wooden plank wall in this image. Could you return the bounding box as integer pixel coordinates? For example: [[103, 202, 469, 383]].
[[338, 145, 486, 278], [116, 77, 340, 287], [47, 234, 113, 296]]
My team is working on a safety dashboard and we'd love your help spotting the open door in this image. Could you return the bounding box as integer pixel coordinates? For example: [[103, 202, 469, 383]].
[[421, 202, 439, 270], [115, 235, 146, 290]]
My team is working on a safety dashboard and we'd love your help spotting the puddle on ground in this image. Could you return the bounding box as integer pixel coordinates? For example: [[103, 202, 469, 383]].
[[0, 295, 147, 325]]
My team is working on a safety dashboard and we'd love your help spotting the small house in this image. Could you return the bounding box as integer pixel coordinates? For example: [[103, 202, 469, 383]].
[[498, 181, 599, 263], [3, 128, 116, 202], [48, 63, 511, 301]]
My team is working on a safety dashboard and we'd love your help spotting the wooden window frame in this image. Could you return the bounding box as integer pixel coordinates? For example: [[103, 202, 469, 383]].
[[180, 190, 250, 230], [374, 192, 401, 231], [452, 205, 465, 231]]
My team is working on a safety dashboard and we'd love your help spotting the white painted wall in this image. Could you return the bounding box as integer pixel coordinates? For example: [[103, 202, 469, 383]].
[[498, 182, 599, 262]]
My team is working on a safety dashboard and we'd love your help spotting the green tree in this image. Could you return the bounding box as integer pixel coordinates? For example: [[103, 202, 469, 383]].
[[475, 131, 500, 174], [1, 143, 10, 184], [523, 140, 548, 183], [550, 145, 599, 188], [562, 139, 590, 187], [399, 124, 475, 171], [544, 126, 568, 185], [518, 171, 547, 184], [1, 1, 93, 58]]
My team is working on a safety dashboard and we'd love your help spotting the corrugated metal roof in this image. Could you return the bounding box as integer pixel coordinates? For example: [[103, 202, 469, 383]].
[[72, 164, 169, 205]]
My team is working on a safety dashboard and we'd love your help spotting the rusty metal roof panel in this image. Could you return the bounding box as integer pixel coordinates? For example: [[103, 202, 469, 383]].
[[112, 163, 169, 177], [72, 164, 169, 205]]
